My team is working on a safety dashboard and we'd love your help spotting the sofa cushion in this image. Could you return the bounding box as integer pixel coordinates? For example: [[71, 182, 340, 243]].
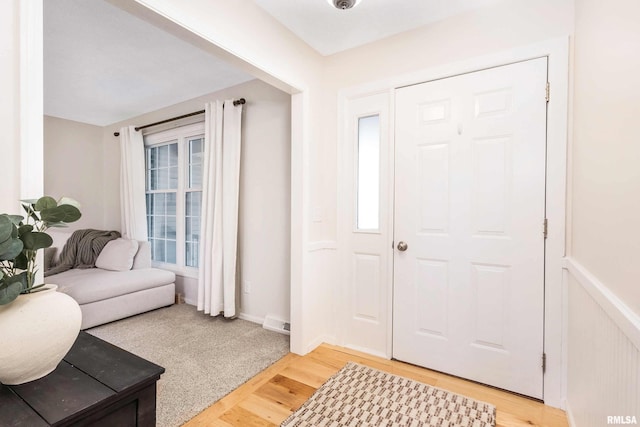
[[95, 238, 139, 271], [49, 230, 152, 270], [50, 268, 175, 305], [132, 241, 152, 269]]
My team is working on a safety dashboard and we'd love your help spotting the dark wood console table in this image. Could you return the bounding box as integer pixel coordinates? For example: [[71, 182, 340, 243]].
[[0, 331, 164, 426]]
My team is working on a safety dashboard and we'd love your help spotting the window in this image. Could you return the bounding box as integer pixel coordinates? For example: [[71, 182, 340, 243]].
[[144, 123, 204, 272], [356, 114, 380, 230]]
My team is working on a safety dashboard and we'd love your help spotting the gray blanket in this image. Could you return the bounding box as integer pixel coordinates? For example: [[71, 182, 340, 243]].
[[45, 229, 121, 277]]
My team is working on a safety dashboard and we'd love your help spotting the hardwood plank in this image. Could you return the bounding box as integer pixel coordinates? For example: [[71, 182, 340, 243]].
[[497, 410, 546, 427], [185, 343, 569, 427], [208, 419, 234, 427], [238, 394, 292, 424], [219, 405, 278, 427], [254, 375, 315, 411], [279, 358, 337, 388]]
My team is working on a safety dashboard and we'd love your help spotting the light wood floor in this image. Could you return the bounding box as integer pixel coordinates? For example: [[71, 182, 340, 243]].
[[184, 343, 568, 427]]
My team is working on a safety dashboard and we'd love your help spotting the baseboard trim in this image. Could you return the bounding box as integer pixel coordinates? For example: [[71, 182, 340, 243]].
[[305, 334, 336, 354], [238, 312, 263, 325], [565, 401, 577, 427], [343, 343, 389, 360], [563, 257, 640, 351], [174, 307, 290, 335]]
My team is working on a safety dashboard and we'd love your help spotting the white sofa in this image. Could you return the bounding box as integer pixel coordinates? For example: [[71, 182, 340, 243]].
[[46, 230, 175, 329]]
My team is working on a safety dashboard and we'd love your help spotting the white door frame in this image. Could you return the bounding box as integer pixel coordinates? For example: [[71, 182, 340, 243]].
[[337, 37, 569, 408]]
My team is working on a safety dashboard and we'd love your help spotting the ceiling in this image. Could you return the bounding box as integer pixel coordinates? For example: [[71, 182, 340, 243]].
[[45, 0, 503, 126], [44, 0, 254, 126], [252, 0, 504, 56]]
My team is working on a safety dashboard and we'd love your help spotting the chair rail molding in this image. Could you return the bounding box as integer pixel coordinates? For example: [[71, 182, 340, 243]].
[[563, 257, 640, 350]]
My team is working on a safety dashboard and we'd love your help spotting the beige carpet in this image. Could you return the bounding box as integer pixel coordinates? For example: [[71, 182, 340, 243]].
[[281, 362, 496, 427], [87, 304, 290, 427]]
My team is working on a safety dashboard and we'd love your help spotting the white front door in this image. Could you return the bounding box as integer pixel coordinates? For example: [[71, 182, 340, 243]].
[[392, 58, 548, 399]]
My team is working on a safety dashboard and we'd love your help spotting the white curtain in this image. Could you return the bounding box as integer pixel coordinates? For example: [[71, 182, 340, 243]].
[[119, 126, 148, 241], [197, 100, 243, 317]]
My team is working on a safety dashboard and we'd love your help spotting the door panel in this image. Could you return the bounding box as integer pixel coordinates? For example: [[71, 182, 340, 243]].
[[393, 58, 548, 398], [340, 93, 392, 357]]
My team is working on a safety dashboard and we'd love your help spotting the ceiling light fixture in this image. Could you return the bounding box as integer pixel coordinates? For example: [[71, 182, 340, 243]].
[[329, 0, 362, 10]]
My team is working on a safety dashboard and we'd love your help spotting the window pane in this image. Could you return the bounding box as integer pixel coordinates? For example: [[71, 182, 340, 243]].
[[149, 169, 158, 190], [153, 239, 165, 263], [157, 167, 169, 189], [146, 191, 177, 265], [166, 240, 176, 264], [186, 243, 195, 268], [189, 137, 204, 189], [158, 145, 169, 168], [169, 165, 178, 189], [146, 142, 178, 191], [191, 164, 202, 188], [167, 215, 176, 240], [166, 192, 176, 215], [357, 115, 380, 230], [153, 215, 166, 238], [185, 191, 201, 267], [149, 147, 157, 169], [153, 193, 165, 215], [169, 143, 178, 166]]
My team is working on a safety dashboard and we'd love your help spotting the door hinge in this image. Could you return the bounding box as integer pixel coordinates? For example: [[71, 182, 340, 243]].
[[545, 82, 550, 102], [543, 218, 548, 239], [542, 353, 547, 373]]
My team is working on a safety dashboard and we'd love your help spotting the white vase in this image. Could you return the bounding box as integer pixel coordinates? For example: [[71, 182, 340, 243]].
[[0, 284, 82, 385]]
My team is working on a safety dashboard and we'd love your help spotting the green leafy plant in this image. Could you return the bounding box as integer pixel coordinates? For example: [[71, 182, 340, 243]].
[[0, 196, 81, 305]]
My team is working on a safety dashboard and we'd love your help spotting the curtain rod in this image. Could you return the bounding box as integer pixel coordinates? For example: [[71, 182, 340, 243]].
[[113, 98, 245, 137]]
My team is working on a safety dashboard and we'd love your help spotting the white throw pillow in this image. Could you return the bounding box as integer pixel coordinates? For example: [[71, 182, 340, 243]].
[[95, 238, 139, 271]]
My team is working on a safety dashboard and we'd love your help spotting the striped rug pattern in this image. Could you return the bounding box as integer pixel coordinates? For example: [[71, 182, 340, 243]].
[[281, 362, 496, 427]]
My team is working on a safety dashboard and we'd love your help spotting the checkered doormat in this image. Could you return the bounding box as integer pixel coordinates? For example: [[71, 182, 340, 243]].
[[281, 362, 496, 427]]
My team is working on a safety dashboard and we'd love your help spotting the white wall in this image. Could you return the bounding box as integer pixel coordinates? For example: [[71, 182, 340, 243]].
[[44, 116, 105, 230], [237, 83, 291, 324], [566, 0, 640, 423], [325, 0, 573, 85], [571, 0, 640, 315], [102, 79, 291, 324]]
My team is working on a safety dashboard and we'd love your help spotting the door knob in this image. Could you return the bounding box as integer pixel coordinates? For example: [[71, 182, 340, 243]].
[[397, 241, 408, 252]]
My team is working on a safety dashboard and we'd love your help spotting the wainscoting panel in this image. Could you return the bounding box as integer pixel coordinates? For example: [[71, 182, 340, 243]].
[[565, 258, 640, 427]]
